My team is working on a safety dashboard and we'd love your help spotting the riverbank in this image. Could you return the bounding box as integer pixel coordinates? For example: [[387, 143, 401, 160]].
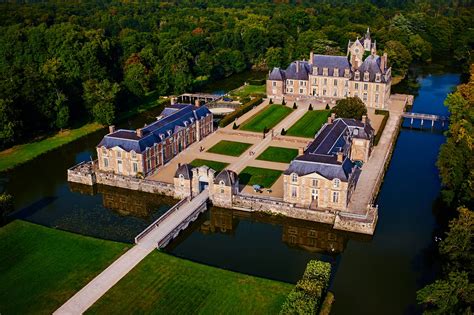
[[0, 93, 169, 173]]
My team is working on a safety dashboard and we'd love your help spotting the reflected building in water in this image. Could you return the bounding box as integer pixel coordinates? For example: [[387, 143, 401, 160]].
[[198, 207, 366, 254]]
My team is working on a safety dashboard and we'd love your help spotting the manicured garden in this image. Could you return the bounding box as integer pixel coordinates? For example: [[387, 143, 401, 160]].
[[256, 146, 299, 163], [0, 220, 130, 314], [239, 166, 283, 188], [87, 250, 292, 314], [230, 84, 266, 100], [190, 159, 229, 172], [207, 140, 252, 157], [286, 110, 330, 138], [240, 105, 293, 132]]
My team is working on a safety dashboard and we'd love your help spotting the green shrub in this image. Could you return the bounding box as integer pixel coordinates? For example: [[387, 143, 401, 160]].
[[219, 97, 263, 128], [281, 128, 286, 135], [280, 260, 332, 315], [282, 98, 286, 106], [232, 122, 238, 129], [269, 98, 273, 104], [0, 193, 14, 223], [248, 79, 266, 85], [293, 102, 297, 109], [309, 104, 313, 111], [325, 104, 330, 110]]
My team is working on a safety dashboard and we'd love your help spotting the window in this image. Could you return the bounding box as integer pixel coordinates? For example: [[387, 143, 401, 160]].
[[313, 78, 317, 85], [354, 128, 359, 136], [288, 80, 294, 86], [299, 80, 306, 86], [364, 72, 369, 81], [102, 147, 107, 155], [375, 93, 379, 104], [147, 159, 151, 170], [103, 158, 108, 167], [323, 68, 328, 76], [299, 88, 304, 94], [312, 67, 318, 75], [364, 84, 368, 91], [344, 69, 350, 77], [131, 151, 136, 159], [355, 71, 360, 80], [363, 92, 368, 101], [334, 79, 338, 86], [376, 84, 379, 92], [133, 162, 138, 173], [333, 89, 337, 97], [116, 151, 121, 158], [272, 81, 276, 87], [375, 73, 381, 82], [333, 178, 340, 188], [334, 68, 339, 77], [323, 78, 327, 86], [332, 191, 340, 203], [308, 230, 316, 237], [291, 173, 298, 183], [355, 83, 359, 90], [344, 89, 348, 97], [291, 186, 298, 198], [312, 179, 318, 187]]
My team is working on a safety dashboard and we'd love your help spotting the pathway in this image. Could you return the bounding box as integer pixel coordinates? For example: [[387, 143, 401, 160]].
[[228, 107, 307, 173], [347, 111, 402, 214], [54, 190, 209, 315]]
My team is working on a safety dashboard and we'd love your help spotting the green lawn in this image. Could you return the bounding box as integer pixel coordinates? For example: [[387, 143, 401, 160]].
[[0, 93, 168, 173], [257, 146, 299, 163], [239, 166, 283, 188], [230, 84, 266, 99], [207, 140, 252, 157], [0, 220, 130, 315], [240, 105, 293, 132], [190, 159, 229, 172], [87, 251, 291, 315], [286, 110, 331, 138]]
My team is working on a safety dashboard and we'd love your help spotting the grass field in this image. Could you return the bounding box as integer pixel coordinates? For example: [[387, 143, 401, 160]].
[[257, 146, 299, 163], [87, 251, 292, 314], [0, 93, 168, 173], [230, 84, 266, 99], [239, 166, 283, 188], [240, 105, 293, 132], [207, 140, 252, 157], [286, 110, 331, 138], [190, 159, 229, 172], [0, 220, 130, 315]]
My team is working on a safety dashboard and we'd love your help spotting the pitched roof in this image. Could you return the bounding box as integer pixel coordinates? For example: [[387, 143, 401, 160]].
[[98, 104, 212, 153], [268, 68, 286, 81], [356, 54, 386, 82], [175, 164, 193, 180], [283, 61, 311, 80], [214, 170, 238, 186], [312, 55, 351, 76]]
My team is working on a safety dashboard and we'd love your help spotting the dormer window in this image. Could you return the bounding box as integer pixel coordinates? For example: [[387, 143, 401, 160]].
[[323, 68, 328, 76], [364, 71, 370, 81], [354, 71, 360, 80], [159, 134, 165, 140], [102, 147, 107, 155], [344, 68, 350, 78], [333, 68, 339, 77], [375, 73, 381, 82], [183, 121, 188, 127], [291, 173, 298, 183], [333, 178, 340, 188], [354, 128, 359, 136], [131, 151, 137, 159], [312, 66, 318, 75], [190, 118, 194, 123], [167, 130, 172, 136]]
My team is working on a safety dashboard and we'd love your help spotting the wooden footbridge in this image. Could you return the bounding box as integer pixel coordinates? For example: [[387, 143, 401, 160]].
[[401, 112, 448, 127]]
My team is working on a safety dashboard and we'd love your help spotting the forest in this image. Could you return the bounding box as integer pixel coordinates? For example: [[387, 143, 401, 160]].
[[0, 0, 473, 149]]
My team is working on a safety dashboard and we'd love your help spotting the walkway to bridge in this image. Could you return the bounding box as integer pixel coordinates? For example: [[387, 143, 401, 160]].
[[54, 190, 209, 315]]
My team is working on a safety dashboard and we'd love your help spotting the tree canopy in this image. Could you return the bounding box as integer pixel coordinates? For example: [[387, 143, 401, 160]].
[[332, 97, 368, 120]]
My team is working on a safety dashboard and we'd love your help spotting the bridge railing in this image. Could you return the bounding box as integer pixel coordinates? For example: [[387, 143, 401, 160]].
[[134, 197, 189, 244]]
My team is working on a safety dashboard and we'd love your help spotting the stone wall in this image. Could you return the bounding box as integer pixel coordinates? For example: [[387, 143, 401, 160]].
[[232, 194, 335, 224], [333, 206, 378, 235], [67, 161, 96, 186]]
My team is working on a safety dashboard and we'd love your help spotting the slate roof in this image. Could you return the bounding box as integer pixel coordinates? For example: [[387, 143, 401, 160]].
[[311, 55, 351, 76], [284, 61, 311, 80], [214, 170, 238, 186], [98, 104, 211, 153], [175, 164, 193, 180], [355, 54, 386, 82], [268, 68, 286, 81], [284, 118, 373, 181]]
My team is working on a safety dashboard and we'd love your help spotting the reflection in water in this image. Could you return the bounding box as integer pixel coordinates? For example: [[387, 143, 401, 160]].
[[166, 206, 369, 282]]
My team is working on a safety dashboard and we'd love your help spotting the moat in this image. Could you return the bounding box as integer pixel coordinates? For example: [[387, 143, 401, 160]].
[[1, 68, 460, 315]]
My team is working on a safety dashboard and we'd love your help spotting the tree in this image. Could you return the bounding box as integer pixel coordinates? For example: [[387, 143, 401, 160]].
[[417, 271, 474, 315], [332, 97, 367, 120], [265, 47, 287, 69], [54, 93, 69, 130], [0, 99, 21, 149], [0, 193, 14, 224], [384, 40, 412, 77], [83, 79, 120, 125]]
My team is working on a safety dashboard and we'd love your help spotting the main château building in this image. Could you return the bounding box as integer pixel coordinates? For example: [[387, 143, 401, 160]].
[[267, 28, 392, 109]]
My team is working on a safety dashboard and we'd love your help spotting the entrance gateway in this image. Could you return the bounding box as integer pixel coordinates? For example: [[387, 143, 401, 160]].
[[198, 175, 208, 192]]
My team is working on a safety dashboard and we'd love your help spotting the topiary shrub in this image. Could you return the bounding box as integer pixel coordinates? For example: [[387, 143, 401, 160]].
[[282, 98, 286, 106], [325, 103, 330, 110], [281, 128, 286, 135], [309, 104, 313, 111], [293, 102, 297, 109], [232, 122, 238, 129], [269, 98, 273, 104]]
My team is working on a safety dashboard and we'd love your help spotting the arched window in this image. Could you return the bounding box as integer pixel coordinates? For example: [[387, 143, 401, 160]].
[[333, 178, 340, 188], [219, 180, 225, 186], [291, 173, 298, 183]]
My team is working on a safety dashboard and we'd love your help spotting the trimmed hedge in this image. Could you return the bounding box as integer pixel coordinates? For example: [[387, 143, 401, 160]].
[[280, 260, 332, 315], [248, 78, 266, 85], [219, 97, 263, 127], [374, 109, 390, 145]]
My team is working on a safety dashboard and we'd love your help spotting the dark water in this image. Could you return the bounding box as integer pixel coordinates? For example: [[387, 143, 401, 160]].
[[1, 70, 460, 314]]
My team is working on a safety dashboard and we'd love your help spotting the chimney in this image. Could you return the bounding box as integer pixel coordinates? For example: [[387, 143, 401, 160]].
[[136, 128, 143, 138], [310, 51, 314, 65], [108, 125, 115, 134], [337, 151, 344, 163], [362, 115, 367, 124], [328, 112, 336, 124], [296, 61, 299, 73], [298, 147, 304, 155], [195, 99, 200, 107], [381, 53, 387, 71]]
